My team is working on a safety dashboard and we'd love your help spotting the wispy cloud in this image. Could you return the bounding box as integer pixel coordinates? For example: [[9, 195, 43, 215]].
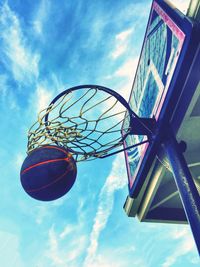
[[0, 73, 20, 110], [59, 224, 76, 239], [0, 3, 40, 84], [32, 0, 51, 36], [117, 1, 151, 23], [35, 84, 54, 113], [162, 226, 198, 267], [84, 254, 124, 267], [14, 152, 25, 171], [48, 226, 64, 265], [46, 225, 87, 266], [105, 57, 139, 101], [116, 29, 133, 42], [0, 74, 8, 97], [111, 28, 133, 59], [83, 154, 126, 267], [27, 74, 64, 120], [35, 205, 51, 225], [115, 58, 138, 79], [0, 231, 25, 267]]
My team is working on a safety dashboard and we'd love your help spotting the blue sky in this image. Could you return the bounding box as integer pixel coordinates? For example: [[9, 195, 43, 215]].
[[0, 0, 199, 266]]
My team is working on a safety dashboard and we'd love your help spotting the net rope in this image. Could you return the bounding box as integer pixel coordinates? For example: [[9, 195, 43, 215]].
[[27, 88, 130, 161]]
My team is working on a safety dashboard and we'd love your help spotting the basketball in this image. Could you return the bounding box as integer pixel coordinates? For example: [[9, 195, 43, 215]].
[[20, 145, 77, 201]]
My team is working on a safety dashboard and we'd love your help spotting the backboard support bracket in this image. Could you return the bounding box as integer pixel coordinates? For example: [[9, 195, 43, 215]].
[[129, 117, 156, 136]]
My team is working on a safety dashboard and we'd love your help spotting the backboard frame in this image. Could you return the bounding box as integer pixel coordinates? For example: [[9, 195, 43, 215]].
[[122, 0, 199, 198]]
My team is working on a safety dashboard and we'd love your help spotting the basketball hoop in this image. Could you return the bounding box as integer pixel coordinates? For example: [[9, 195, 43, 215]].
[[27, 85, 155, 161], [26, 84, 200, 254]]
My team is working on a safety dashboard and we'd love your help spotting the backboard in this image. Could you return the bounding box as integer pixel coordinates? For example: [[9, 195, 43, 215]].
[[123, 0, 195, 197], [124, 1, 185, 195]]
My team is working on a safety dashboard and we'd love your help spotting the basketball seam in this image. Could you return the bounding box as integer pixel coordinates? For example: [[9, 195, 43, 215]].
[[40, 145, 69, 155], [21, 158, 70, 175]]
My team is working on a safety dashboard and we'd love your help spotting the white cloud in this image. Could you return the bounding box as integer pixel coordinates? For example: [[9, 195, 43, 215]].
[[35, 205, 51, 225], [0, 73, 21, 110], [0, 231, 25, 267], [32, 0, 51, 36], [14, 152, 25, 170], [28, 75, 62, 120], [67, 235, 87, 262], [83, 245, 143, 267], [105, 57, 139, 100], [83, 153, 127, 267], [162, 226, 198, 267], [111, 29, 133, 59], [112, 43, 127, 59], [48, 226, 64, 265], [36, 85, 54, 113], [45, 224, 87, 267], [0, 74, 9, 97], [59, 224, 75, 239], [108, 57, 139, 101], [118, 2, 151, 22], [170, 227, 188, 239], [0, 3, 40, 84], [51, 197, 65, 207], [118, 81, 134, 102], [85, 254, 124, 267], [33, 20, 42, 35], [84, 16, 108, 50], [115, 58, 138, 78], [116, 29, 133, 42]]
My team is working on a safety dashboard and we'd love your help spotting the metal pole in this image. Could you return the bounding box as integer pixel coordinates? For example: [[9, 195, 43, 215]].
[[163, 131, 200, 255]]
